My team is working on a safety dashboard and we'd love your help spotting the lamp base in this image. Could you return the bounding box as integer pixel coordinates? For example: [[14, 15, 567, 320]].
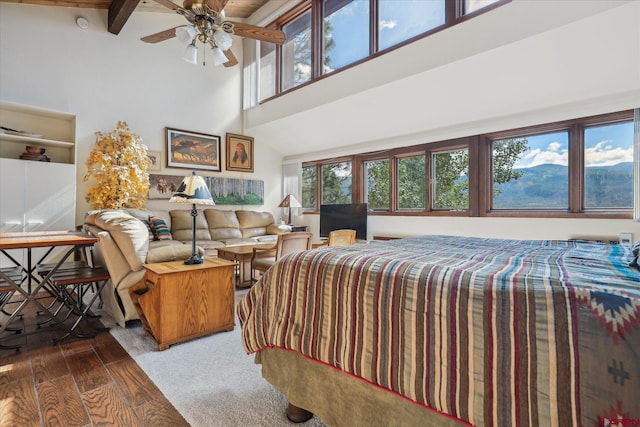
[[184, 255, 204, 265]]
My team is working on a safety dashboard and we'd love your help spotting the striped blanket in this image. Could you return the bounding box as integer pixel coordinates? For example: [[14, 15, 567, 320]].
[[238, 236, 640, 427]]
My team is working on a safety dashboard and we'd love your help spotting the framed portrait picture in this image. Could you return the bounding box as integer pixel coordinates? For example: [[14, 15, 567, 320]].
[[147, 150, 161, 171], [166, 127, 221, 172], [225, 133, 254, 173]]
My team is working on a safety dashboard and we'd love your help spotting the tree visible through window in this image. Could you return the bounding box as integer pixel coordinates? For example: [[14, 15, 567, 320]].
[[322, 161, 352, 204], [302, 166, 317, 209], [365, 159, 390, 210], [282, 10, 312, 92], [432, 149, 469, 210], [397, 155, 426, 209]]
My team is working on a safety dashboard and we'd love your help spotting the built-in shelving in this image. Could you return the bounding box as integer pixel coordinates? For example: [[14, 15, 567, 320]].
[[0, 100, 76, 164]]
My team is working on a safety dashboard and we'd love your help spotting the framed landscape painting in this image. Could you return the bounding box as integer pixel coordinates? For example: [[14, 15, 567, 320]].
[[225, 133, 254, 173], [147, 150, 161, 171], [148, 174, 185, 200], [166, 127, 221, 172]]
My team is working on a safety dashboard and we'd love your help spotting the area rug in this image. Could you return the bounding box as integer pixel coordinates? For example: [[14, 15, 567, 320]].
[[106, 289, 327, 427]]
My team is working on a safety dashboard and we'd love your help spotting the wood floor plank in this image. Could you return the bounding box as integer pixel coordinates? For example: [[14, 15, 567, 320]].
[[107, 358, 164, 408], [0, 350, 31, 385], [82, 382, 142, 426], [0, 376, 40, 427], [91, 332, 129, 364], [36, 374, 89, 427], [66, 349, 111, 394], [31, 344, 68, 384], [134, 397, 190, 427], [60, 337, 93, 356]]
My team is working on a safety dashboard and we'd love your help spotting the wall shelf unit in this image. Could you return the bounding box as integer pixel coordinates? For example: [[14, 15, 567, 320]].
[[0, 100, 76, 164]]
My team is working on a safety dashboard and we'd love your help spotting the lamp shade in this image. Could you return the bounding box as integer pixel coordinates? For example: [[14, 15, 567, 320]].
[[211, 47, 228, 66], [170, 171, 215, 205], [278, 194, 302, 208], [183, 43, 198, 64], [213, 30, 233, 51], [176, 25, 197, 44]]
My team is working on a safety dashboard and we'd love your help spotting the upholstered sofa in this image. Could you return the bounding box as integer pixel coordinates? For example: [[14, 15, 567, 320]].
[[83, 208, 289, 326]]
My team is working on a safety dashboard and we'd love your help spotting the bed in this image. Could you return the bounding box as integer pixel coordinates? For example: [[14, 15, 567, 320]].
[[237, 235, 640, 426]]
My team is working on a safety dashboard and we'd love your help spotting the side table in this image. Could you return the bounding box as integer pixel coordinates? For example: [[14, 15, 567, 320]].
[[129, 258, 235, 350]]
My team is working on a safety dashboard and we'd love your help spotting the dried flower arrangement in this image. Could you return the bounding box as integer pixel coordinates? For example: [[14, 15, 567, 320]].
[[84, 121, 151, 209]]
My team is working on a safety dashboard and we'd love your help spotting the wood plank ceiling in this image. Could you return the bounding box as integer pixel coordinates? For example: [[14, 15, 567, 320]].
[[0, 0, 271, 34]]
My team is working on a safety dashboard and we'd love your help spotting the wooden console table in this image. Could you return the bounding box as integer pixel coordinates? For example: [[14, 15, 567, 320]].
[[129, 258, 235, 350]]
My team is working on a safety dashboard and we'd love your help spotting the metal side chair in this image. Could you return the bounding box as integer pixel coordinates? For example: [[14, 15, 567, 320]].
[[251, 232, 313, 282]]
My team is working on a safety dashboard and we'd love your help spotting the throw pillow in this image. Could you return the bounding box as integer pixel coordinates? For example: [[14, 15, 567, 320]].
[[150, 216, 173, 241], [139, 218, 155, 241]]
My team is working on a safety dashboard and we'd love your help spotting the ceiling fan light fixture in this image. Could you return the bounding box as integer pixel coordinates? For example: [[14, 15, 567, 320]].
[[213, 30, 232, 51], [211, 47, 228, 66], [183, 42, 198, 64], [176, 25, 196, 44]]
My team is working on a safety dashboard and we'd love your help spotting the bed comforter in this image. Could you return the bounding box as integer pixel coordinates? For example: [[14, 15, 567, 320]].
[[238, 236, 640, 427]]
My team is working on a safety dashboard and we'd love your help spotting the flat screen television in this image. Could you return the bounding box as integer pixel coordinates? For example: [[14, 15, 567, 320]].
[[320, 203, 368, 241]]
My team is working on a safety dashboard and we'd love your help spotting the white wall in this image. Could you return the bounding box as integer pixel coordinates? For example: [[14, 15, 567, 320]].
[[245, 0, 640, 242], [0, 3, 284, 225]]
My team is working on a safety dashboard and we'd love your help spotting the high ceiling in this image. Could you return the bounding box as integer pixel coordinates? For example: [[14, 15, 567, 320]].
[[0, 0, 270, 34]]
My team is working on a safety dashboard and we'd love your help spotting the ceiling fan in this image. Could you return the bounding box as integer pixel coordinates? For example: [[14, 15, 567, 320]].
[[141, 0, 285, 67]]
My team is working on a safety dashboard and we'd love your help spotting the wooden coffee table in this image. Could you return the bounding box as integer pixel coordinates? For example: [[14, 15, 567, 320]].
[[217, 243, 275, 288], [129, 258, 235, 350]]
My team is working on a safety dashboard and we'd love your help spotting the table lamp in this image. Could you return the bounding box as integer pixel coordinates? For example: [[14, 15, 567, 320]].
[[170, 171, 214, 264], [278, 194, 301, 225]]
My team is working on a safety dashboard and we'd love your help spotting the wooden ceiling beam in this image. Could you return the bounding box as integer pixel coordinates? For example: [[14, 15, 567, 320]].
[[108, 0, 140, 34]]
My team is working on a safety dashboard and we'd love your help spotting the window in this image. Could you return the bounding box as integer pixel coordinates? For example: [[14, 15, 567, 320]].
[[282, 10, 312, 92], [323, 0, 370, 73], [258, 0, 509, 100], [492, 133, 569, 209], [432, 149, 469, 210], [365, 159, 390, 210], [301, 110, 633, 219], [259, 41, 276, 100], [322, 161, 352, 204], [584, 121, 634, 209], [378, 0, 445, 51], [465, 0, 502, 15], [397, 154, 426, 209], [302, 165, 317, 209]]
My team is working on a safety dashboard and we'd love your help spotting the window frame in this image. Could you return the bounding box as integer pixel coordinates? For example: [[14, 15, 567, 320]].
[[302, 110, 634, 219], [260, 0, 510, 103]]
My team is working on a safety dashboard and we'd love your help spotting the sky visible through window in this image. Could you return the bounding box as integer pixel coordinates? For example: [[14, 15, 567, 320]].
[[513, 124, 633, 169]]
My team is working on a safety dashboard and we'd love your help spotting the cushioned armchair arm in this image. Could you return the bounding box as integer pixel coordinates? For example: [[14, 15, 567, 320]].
[[251, 246, 276, 262]]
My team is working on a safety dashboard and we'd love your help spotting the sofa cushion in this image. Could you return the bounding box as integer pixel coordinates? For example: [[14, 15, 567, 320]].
[[150, 216, 173, 240], [139, 218, 154, 241], [204, 209, 243, 241], [85, 210, 148, 271], [220, 238, 265, 247], [170, 209, 212, 242], [236, 210, 276, 239], [146, 245, 205, 264]]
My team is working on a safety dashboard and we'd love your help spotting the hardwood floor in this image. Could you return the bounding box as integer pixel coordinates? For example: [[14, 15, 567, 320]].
[[0, 297, 189, 427]]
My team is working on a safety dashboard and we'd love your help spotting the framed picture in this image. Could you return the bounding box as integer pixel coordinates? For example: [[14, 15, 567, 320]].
[[226, 133, 254, 173], [148, 174, 186, 200], [166, 127, 221, 172], [147, 150, 161, 171]]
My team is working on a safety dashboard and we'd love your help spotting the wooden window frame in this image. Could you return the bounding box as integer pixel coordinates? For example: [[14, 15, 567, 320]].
[[260, 0, 511, 103], [302, 110, 634, 219]]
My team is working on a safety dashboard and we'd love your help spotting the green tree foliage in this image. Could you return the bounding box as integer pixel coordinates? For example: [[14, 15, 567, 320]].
[[433, 150, 468, 209], [398, 156, 426, 209], [302, 166, 317, 208], [366, 160, 390, 209], [492, 139, 528, 189], [322, 162, 352, 204]]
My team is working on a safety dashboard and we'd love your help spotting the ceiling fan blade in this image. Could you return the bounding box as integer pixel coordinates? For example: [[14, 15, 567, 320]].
[[205, 0, 229, 12], [223, 49, 238, 67], [152, 0, 180, 11], [228, 22, 286, 44], [141, 26, 181, 43]]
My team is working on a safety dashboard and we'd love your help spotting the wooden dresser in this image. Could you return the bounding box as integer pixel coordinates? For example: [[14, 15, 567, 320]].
[[129, 258, 235, 350]]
